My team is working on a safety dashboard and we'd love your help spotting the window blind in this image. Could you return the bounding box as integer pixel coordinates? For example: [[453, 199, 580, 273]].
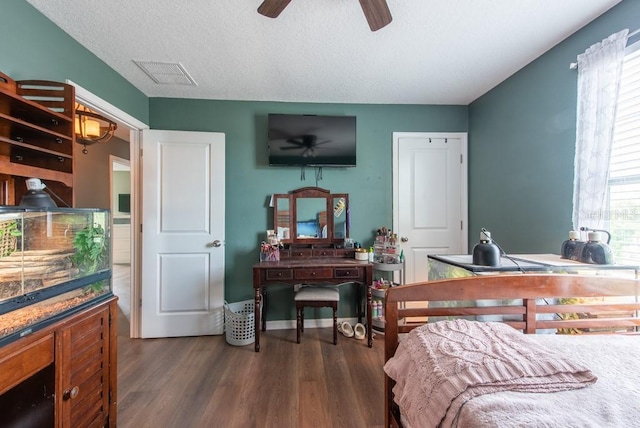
[[609, 45, 640, 264]]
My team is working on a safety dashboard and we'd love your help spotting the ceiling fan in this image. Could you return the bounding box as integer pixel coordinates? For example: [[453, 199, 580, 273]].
[[257, 0, 392, 32], [281, 134, 332, 157]]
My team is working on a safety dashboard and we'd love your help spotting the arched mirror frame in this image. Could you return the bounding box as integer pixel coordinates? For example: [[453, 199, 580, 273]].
[[273, 187, 349, 246]]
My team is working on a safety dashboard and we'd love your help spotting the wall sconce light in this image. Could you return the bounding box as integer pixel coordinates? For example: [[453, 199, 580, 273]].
[[75, 104, 118, 154]]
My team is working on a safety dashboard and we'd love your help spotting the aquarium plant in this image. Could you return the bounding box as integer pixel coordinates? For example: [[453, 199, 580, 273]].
[[72, 224, 107, 275]]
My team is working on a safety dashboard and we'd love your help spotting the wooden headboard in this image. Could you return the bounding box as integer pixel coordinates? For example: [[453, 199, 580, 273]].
[[383, 274, 640, 427]]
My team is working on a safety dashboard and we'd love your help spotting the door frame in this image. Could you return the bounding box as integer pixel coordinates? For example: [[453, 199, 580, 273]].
[[109, 155, 130, 264], [392, 132, 469, 281], [69, 80, 149, 338]]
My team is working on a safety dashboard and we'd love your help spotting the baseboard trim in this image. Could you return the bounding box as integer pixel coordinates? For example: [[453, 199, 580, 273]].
[[265, 317, 360, 331]]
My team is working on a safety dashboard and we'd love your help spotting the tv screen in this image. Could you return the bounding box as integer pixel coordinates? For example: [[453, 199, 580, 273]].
[[118, 194, 131, 213], [267, 114, 356, 167]]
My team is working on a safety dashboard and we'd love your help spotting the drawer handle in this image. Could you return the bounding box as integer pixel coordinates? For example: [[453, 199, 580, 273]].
[[14, 155, 23, 161], [58, 157, 64, 162], [15, 136, 23, 142], [277, 272, 282, 276], [311, 272, 316, 276], [63, 386, 80, 400], [51, 119, 59, 126], [55, 137, 62, 144]]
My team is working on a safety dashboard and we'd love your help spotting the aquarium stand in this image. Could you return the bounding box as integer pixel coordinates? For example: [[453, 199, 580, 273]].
[[0, 296, 118, 427]]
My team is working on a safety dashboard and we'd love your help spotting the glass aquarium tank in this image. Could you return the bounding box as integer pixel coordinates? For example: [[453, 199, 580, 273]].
[[0, 207, 112, 345]]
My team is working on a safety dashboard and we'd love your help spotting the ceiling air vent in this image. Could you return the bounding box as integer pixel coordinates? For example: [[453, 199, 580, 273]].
[[133, 60, 197, 86]]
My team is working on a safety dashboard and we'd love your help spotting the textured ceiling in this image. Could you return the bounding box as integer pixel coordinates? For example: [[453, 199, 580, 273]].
[[26, 0, 621, 105]]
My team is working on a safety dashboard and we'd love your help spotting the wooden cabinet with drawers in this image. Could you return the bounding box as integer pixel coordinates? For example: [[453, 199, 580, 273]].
[[255, 262, 369, 286], [279, 246, 355, 260], [0, 297, 117, 427], [0, 71, 75, 206]]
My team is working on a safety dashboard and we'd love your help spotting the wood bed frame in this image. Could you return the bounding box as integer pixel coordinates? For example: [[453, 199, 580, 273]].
[[383, 274, 640, 428]]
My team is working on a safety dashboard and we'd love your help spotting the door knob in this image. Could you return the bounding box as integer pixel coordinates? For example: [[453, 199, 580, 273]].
[[209, 240, 222, 248], [401, 237, 409, 242]]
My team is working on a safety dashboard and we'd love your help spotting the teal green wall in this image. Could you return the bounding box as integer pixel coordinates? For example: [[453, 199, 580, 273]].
[[0, 1, 148, 124], [7, 0, 638, 322], [469, 0, 640, 253], [150, 99, 467, 318], [1, 1, 468, 320]]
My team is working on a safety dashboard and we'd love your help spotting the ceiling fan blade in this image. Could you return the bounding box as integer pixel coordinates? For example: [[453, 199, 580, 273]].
[[359, 0, 392, 31], [258, 0, 292, 18], [285, 138, 305, 145]]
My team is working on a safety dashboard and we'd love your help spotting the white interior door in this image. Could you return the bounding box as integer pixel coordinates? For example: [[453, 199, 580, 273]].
[[141, 130, 225, 338], [393, 132, 468, 284]]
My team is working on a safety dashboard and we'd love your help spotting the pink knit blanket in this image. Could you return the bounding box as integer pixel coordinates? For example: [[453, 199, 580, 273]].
[[384, 319, 597, 428]]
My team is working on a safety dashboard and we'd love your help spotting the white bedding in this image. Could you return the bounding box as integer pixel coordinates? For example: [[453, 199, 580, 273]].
[[385, 322, 640, 428], [456, 334, 640, 428]]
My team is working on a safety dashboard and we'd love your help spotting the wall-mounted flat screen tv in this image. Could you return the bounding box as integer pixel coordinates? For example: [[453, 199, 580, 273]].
[[118, 194, 131, 213], [267, 114, 356, 167]]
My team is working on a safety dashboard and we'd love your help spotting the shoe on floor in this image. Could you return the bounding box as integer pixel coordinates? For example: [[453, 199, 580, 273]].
[[338, 321, 354, 338], [354, 323, 366, 340]]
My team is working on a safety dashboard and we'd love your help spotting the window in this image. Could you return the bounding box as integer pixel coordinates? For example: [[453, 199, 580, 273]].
[[609, 43, 640, 264]]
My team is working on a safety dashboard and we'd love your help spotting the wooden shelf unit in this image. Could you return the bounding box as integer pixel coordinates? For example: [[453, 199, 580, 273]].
[[0, 71, 75, 207]]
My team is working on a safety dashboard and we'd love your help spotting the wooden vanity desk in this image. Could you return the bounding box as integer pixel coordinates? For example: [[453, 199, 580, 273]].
[[252, 254, 372, 352], [253, 187, 373, 352]]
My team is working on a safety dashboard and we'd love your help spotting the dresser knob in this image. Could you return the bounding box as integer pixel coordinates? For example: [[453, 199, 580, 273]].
[[63, 386, 80, 400]]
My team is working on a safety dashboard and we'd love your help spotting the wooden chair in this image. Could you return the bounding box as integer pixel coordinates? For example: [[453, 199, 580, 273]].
[[294, 286, 339, 345]]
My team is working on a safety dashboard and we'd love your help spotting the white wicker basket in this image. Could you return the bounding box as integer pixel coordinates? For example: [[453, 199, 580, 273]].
[[224, 300, 256, 346]]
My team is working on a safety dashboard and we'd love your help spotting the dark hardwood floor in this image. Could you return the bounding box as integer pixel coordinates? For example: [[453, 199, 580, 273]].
[[116, 308, 386, 427]]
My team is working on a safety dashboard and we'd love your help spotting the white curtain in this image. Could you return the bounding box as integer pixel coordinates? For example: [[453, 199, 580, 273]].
[[572, 29, 628, 231]]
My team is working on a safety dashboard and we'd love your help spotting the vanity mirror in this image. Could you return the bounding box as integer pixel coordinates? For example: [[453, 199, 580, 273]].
[[273, 187, 349, 246]]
